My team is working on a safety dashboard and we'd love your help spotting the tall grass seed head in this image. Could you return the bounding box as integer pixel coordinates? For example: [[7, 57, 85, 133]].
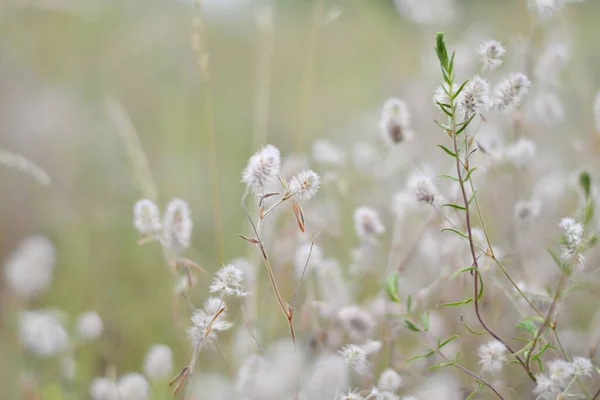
[[133, 199, 161, 236], [75, 311, 103, 341], [143, 344, 173, 380], [162, 198, 192, 253], [477, 39, 506, 70], [242, 144, 281, 194], [4, 235, 56, 300], [379, 98, 413, 145], [290, 169, 321, 199], [413, 178, 436, 204]]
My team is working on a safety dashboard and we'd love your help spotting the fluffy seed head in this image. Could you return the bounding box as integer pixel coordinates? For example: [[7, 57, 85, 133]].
[[337, 306, 375, 342], [515, 200, 542, 220], [413, 178, 436, 204], [312, 140, 347, 166], [559, 217, 584, 261], [533, 373, 561, 400], [571, 357, 593, 376], [75, 311, 103, 341], [339, 344, 369, 375], [242, 144, 281, 194], [116, 373, 149, 400], [89, 377, 118, 400], [143, 344, 173, 380], [478, 340, 507, 372], [4, 235, 56, 300], [354, 207, 385, 239], [493, 73, 531, 111], [188, 299, 232, 347], [434, 83, 459, 108], [133, 199, 161, 236], [162, 198, 192, 253], [20, 310, 69, 357], [209, 264, 249, 297], [505, 138, 537, 168], [378, 368, 403, 392], [379, 98, 413, 145], [290, 169, 321, 199], [458, 76, 490, 117], [477, 39, 506, 70]]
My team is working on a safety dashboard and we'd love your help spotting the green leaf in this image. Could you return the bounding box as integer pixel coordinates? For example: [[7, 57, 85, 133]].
[[420, 312, 430, 331], [464, 167, 477, 182], [407, 294, 413, 314], [515, 320, 538, 336], [437, 144, 458, 158], [450, 266, 475, 279], [465, 388, 480, 400], [448, 51, 456, 75], [435, 32, 449, 69], [441, 227, 469, 239], [385, 272, 401, 303], [579, 171, 591, 199], [584, 201, 595, 225], [438, 334, 459, 348], [438, 298, 473, 307], [435, 101, 453, 117], [452, 79, 469, 100], [467, 190, 477, 206], [407, 349, 435, 362], [438, 174, 459, 182], [404, 319, 421, 332], [428, 361, 455, 370], [441, 203, 467, 211]]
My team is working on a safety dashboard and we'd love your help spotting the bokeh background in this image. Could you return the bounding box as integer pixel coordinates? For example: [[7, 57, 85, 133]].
[[2, 0, 600, 398]]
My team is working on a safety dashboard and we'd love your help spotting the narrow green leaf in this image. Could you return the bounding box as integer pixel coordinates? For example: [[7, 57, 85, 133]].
[[438, 298, 473, 307], [428, 361, 455, 371], [450, 266, 475, 279], [407, 294, 413, 314], [404, 319, 421, 332], [407, 349, 435, 362], [435, 32, 449, 69], [438, 174, 459, 182], [455, 114, 476, 135], [467, 191, 477, 206], [438, 334, 459, 348], [437, 144, 458, 158], [435, 101, 453, 117], [452, 79, 469, 100], [441, 203, 467, 211], [464, 167, 477, 182], [441, 227, 469, 239], [385, 272, 401, 303], [579, 171, 591, 199], [420, 312, 430, 331], [515, 320, 538, 336], [465, 388, 479, 400]]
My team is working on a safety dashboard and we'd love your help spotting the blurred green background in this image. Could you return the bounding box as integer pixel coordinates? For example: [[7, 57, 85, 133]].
[[2, 0, 600, 398]]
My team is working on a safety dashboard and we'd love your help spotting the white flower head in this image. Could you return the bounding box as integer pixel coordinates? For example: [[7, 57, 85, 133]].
[[413, 178, 436, 204], [143, 344, 173, 380], [493, 73, 531, 111], [117, 373, 149, 400], [477, 39, 506, 70], [188, 300, 232, 347], [559, 217, 584, 262], [4, 235, 56, 299], [353, 207, 385, 239], [133, 199, 161, 236], [533, 373, 561, 399], [209, 264, 249, 297], [312, 140, 347, 166], [378, 368, 403, 392], [458, 76, 490, 118], [515, 199, 542, 220], [162, 198, 192, 253], [379, 98, 413, 145], [571, 357, 593, 377], [75, 311, 103, 341], [290, 169, 321, 199], [242, 144, 281, 194], [505, 138, 537, 168], [339, 344, 370, 375], [89, 377, 118, 400], [20, 310, 69, 357], [434, 82, 459, 108], [547, 358, 575, 387], [478, 340, 507, 373]]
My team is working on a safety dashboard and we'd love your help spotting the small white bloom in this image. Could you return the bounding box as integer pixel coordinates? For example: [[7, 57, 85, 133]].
[[312, 140, 346, 166], [458, 76, 490, 117], [162, 198, 192, 253], [378, 368, 403, 392], [143, 344, 173, 380], [353, 207, 385, 239], [547, 359, 575, 387], [339, 344, 369, 375], [290, 169, 321, 199], [379, 98, 413, 145], [337, 306, 375, 342], [242, 144, 281, 194], [117, 373, 149, 400], [75, 311, 103, 341], [505, 138, 537, 168], [413, 178, 436, 204], [20, 310, 69, 357], [559, 217, 584, 262], [361, 340, 382, 355], [515, 200, 542, 220], [209, 264, 249, 297], [133, 199, 161, 235], [433, 83, 459, 108], [477, 40, 506, 70], [188, 300, 232, 347], [4, 235, 56, 299], [340, 389, 364, 400], [89, 377, 118, 400], [533, 373, 561, 400], [478, 340, 507, 373], [493, 73, 531, 111], [571, 357, 593, 377]]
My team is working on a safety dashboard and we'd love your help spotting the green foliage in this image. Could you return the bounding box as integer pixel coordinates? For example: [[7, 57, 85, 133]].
[[385, 272, 401, 303]]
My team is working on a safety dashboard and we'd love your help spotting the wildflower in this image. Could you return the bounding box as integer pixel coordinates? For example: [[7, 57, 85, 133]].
[[354, 207, 385, 239], [458, 76, 490, 117], [312, 140, 346, 166], [533, 373, 561, 400], [478, 340, 507, 373], [289, 169, 321, 199], [339, 344, 370, 375], [19, 310, 69, 357], [413, 178, 436, 204], [188, 300, 232, 347], [242, 144, 281, 194], [493, 73, 531, 111], [235, 354, 265, 395], [559, 217, 584, 261], [379, 98, 413, 145], [433, 82, 459, 108], [515, 200, 541, 220], [75, 311, 103, 341], [338, 306, 375, 342], [340, 389, 364, 400], [209, 264, 249, 297], [133, 199, 161, 236], [143, 344, 173, 380], [547, 359, 575, 387], [4, 235, 56, 300], [361, 340, 382, 355], [162, 198, 192, 253], [116, 373, 149, 400], [571, 357, 593, 377], [90, 377, 118, 400], [505, 138, 537, 168], [477, 40, 506, 70], [378, 368, 403, 392]]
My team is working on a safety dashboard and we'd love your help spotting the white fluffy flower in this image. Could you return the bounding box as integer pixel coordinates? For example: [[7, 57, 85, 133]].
[[188, 299, 232, 346], [116, 373, 149, 400], [143, 344, 173, 380], [571, 357, 593, 377], [547, 358, 575, 387], [515, 199, 542, 220], [339, 344, 370, 375], [379, 98, 413, 145], [533, 373, 561, 400], [312, 140, 346, 166], [162, 198, 193, 253], [4, 235, 56, 299], [133, 199, 161, 235], [559, 217, 584, 262], [378, 368, 403, 392], [505, 138, 537, 168], [209, 264, 249, 297], [20, 310, 69, 357], [458, 76, 490, 117], [353, 207, 385, 239], [242, 144, 281, 194], [493, 73, 531, 111], [89, 377, 118, 400], [478, 340, 507, 372], [75, 311, 103, 341], [413, 178, 436, 204], [477, 40, 506, 70], [433, 83, 459, 108], [289, 169, 321, 199]]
